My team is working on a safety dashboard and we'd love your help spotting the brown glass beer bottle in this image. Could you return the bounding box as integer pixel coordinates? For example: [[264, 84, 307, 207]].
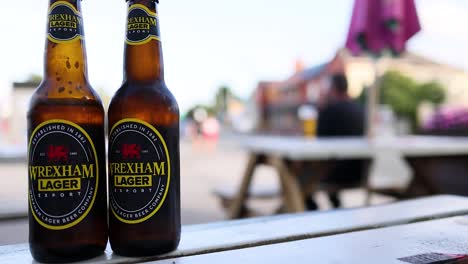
[[107, 0, 181, 256], [27, 0, 108, 262]]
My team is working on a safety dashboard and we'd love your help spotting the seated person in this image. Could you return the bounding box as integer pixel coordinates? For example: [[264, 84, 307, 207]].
[[305, 73, 366, 209]]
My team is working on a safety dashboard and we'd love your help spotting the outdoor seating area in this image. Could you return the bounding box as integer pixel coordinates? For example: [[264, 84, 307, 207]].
[[214, 136, 468, 219]]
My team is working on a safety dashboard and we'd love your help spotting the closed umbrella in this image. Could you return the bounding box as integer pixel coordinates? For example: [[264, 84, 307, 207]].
[[345, 0, 421, 136]]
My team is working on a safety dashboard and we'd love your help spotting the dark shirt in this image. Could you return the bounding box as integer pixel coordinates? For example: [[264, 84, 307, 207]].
[[317, 100, 366, 185], [317, 100, 365, 137]]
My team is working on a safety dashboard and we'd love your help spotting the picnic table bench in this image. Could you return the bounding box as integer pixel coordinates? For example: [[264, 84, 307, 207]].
[[2, 195, 468, 263], [218, 135, 468, 219]]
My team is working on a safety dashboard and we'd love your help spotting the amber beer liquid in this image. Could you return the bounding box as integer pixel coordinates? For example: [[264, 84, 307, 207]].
[[108, 0, 181, 256], [27, 0, 107, 262]]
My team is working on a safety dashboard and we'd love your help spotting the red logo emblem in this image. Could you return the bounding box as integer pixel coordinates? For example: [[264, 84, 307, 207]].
[[47, 145, 69, 162], [122, 144, 141, 159]]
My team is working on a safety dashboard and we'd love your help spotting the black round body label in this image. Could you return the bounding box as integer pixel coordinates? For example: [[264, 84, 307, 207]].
[[126, 4, 161, 45], [109, 119, 171, 224], [28, 120, 99, 230], [47, 1, 83, 43]]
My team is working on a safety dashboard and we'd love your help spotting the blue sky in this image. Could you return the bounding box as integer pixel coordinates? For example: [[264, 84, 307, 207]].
[[0, 0, 467, 113]]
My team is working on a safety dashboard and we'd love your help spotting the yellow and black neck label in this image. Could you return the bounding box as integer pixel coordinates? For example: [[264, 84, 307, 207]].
[[109, 119, 171, 224], [47, 1, 83, 43], [28, 120, 99, 230], [126, 4, 160, 45]]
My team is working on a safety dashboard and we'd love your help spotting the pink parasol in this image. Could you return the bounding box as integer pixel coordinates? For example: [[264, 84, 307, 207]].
[[345, 0, 421, 136], [346, 0, 421, 56]]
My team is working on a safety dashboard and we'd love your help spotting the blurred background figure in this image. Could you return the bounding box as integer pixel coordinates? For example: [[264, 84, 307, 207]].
[[317, 73, 365, 137], [306, 73, 366, 209], [202, 116, 220, 141]]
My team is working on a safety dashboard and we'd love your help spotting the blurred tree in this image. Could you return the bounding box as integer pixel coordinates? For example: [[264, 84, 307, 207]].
[[95, 87, 111, 108], [184, 85, 244, 123], [417, 82, 445, 105], [26, 74, 42, 83], [214, 85, 231, 123], [358, 70, 446, 132], [184, 105, 214, 121], [379, 71, 419, 127]]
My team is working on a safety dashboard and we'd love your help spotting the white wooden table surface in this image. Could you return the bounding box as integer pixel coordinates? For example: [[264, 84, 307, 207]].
[[2, 195, 468, 263], [238, 135, 468, 160], [148, 216, 468, 264]]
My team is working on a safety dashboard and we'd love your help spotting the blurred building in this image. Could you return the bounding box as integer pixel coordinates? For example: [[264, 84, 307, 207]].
[[255, 56, 345, 134], [341, 49, 468, 104], [3, 80, 113, 145], [9, 82, 38, 144], [255, 49, 468, 134]]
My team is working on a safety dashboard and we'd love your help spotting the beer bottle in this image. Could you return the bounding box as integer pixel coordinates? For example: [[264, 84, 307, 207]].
[[27, 0, 108, 262], [107, 0, 181, 256]]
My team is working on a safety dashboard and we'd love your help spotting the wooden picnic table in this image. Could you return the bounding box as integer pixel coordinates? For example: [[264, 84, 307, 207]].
[[2, 195, 468, 263], [225, 135, 468, 218]]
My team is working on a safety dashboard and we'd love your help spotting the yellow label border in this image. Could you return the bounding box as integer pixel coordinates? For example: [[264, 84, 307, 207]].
[[47, 35, 83, 44], [125, 36, 161, 46], [128, 4, 158, 17], [28, 119, 99, 230], [49, 1, 81, 15], [110, 118, 172, 224]]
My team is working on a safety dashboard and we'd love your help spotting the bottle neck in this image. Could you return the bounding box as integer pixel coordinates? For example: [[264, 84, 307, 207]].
[[123, 0, 164, 84], [44, 0, 89, 85]]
